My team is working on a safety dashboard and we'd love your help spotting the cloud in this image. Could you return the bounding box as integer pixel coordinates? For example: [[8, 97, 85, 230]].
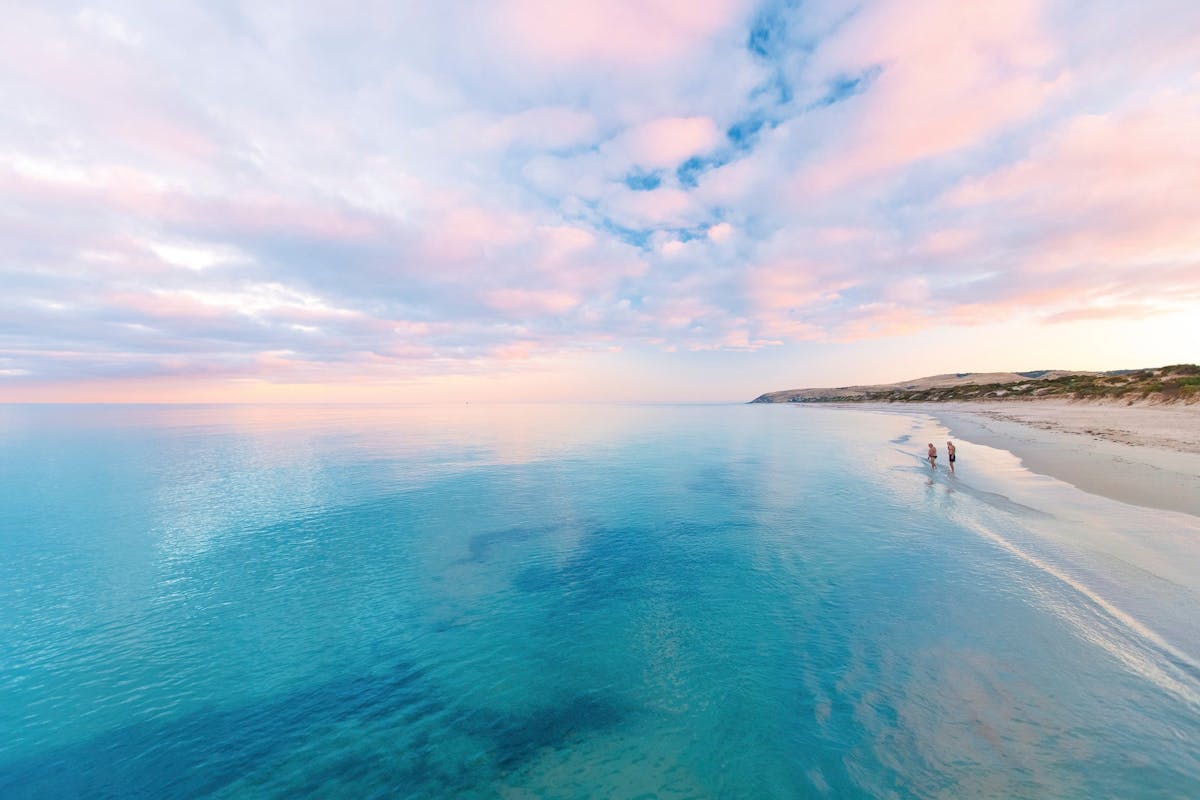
[[2, 0, 1198, 395], [937, 82, 1200, 317], [795, 0, 1063, 193], [707, 222, 734, 243], [75, 9, 143, 47], [617, 116, 723, 169], [486, 289, 580, 316], [443, 107, 599, 154], [489, 0, 748, 67]]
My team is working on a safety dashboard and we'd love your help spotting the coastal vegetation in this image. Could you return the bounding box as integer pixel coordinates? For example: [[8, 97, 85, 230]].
[[752, 364, 1200, 404]]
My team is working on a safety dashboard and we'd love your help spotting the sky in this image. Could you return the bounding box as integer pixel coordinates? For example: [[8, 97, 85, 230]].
[[2, 0, 1198, 403]]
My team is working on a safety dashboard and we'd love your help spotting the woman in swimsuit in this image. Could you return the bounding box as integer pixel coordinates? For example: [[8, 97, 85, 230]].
[[947, 441, 956, 473], [927, 443, 937, 469]]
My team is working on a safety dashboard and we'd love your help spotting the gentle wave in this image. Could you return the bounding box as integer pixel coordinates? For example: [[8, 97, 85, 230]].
[[958, 515, 1200, 708]]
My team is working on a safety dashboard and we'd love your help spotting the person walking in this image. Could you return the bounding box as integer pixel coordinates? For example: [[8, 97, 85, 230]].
[[927, 442, 937, 470], [947, 441, 956, 474]]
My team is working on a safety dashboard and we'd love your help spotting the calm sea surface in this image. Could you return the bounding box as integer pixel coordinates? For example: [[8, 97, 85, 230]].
[[1, 403, 1197, 798]]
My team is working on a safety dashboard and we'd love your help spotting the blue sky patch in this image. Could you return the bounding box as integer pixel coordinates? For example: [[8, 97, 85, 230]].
[[623, 170, 663, 191]]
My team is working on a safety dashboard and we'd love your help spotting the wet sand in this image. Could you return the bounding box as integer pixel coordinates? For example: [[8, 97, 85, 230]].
[[917, 401, 1200, 518]]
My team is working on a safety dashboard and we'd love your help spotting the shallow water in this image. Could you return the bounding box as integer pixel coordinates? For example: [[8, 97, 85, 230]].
[[1, 403, 1197, 798]]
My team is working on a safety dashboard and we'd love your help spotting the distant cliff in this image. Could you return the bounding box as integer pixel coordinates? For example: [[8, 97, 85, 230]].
[[750, 365, 1200, 404]]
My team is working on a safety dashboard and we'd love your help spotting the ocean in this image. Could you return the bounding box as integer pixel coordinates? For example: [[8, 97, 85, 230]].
[[1, 403, 1197, 798]]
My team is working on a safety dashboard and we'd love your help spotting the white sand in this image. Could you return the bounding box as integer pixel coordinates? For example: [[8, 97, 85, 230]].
[[916, 401, 1200, 518]]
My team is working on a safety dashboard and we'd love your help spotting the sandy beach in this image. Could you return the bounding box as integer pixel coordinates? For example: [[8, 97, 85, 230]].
[[913, 401, 1200, 518]]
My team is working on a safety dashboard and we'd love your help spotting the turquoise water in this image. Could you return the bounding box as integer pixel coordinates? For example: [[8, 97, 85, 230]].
[[1, 403, 1198, 798]]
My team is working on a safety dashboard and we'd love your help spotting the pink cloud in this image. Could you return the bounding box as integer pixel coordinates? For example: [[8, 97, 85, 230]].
[[446, 107, 599, 153], [5, 1, 1198, 399], [535, 225, 597, 260], [491, 340, 544, 361], [109, 111, 219, 161], [2, 158, 386, 245], [880, 277, 930, 305], [746, 263, 836, 312], [945, 85, 1200, 279], [185, 194, 383, 242], [742, 261, 856, 341], [486, 288, 579, 316], [1042, 304, 1167, 324], [648, 296, 722, 330], [490, 0, 745, 66], [915, 228, 977, 258], [710, 329, 783, 350], [607, 186, 697, 227], [694, 155, 760, 206], [106, 291, 227, 320], [421, 204, 530, 264], [797, 0, 1063, 194], [829, 305, 928, 342], [619, 116, 721, 168], [415, 205, 645, 307], [2, 9, 220, 167], [707, 222, 734, 243]]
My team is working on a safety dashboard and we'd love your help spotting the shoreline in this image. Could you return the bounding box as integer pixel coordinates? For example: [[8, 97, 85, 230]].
[[854, 400, 1200, 518]]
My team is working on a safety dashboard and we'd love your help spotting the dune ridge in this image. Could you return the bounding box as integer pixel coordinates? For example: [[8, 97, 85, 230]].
[[751, 365, 1200, 405]]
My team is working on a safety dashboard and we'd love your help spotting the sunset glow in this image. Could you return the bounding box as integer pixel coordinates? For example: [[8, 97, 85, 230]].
[[3, 1, 1198, 402]]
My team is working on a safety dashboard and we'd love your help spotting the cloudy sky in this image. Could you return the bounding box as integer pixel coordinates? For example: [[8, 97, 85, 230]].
[[3, 0, 1198, 402]]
